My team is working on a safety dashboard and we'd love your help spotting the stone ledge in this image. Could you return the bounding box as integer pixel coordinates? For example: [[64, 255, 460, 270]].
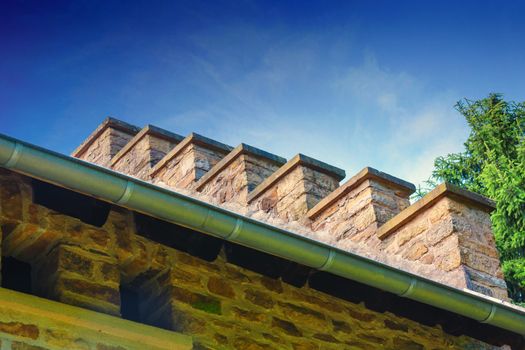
[[110, 125, 184, 166], [376, 183, 495, 240], [0, 287, 192, 350], [195, 143, 286, 191], [150, 132, 233, 177], [246, 153, 346, 203], [307, 167, 416, 219], [72, 117, 141, 158]]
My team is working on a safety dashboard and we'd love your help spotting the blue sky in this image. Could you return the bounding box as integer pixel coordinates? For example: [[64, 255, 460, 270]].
[[1, 1, 524, 186]]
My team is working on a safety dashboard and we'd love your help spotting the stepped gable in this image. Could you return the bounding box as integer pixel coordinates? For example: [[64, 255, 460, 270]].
[[149, 132, 233, 189], [247, 153, 345, 221], [70, 117, 509, 302], [72, 117, 141, 167], [110, 125, 184, 180], [195, 143, 286, 204], [308, 167, 415, 245], [1, 118, 522, 349]]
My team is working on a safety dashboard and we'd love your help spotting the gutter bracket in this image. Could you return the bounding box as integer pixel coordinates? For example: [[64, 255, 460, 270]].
[[227, 218, 243, 240], [319, 249, 336, 271], [399, 278, 417, 297], [116, 181, 135, 205], [5, 142, 23, 168], [480, 304, 497, 324]]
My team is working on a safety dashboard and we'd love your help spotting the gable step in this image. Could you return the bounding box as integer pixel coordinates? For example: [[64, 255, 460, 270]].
[[247, 154, 345, 221], [149, 133, 233, 190], [308, 167, 415, 246], [72, 117, 141, 167], [111, 125, 184, 180], [195, 143, 286, 204]]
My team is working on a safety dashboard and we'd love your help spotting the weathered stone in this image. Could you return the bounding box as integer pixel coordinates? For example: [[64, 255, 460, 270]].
[[332, 320, 352, 333], [244, 289, 274, 309], [271, 317, 302, 337], [207, 276, 236, 298], [403, 241, 428, 261], [150, 133, 232, 190], [11, 342, 47, 350], [111, 125, 183, 180], [309, 168, 414, 248], [277, 302, 327, 328], [248, 154, 344, 221], [72, 118, 140, 167], [378, 186, 506, 298], [356, 333, 387, 345], [0, 178, 23, 221], [384, 319, 408, 332], [292, 343, 319, 350], [259, 276, 283, 293], [346, 307, 376, 322], [197, 144, 286, 204], [392, 337, 425, 350], [171, 286, 222, 315], [0, 321, 39, 339], [313, 333, 339, 343], [32, 244, 121, 316], [289, 290, 342, 313], [59, 278, 120, 304], [233, 337, 273, 350], [231, 307, 266, 323]]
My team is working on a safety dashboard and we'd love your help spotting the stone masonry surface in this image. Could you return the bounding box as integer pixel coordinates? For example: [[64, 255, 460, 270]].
[[71, 119, 508, 300], [112, 132, 180, 180], [73, 118, 140, 167], [196, 144, 286, 205], [0, 168, 515, 349]]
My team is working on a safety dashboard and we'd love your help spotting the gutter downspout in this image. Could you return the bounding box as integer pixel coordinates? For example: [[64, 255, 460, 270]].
[[1, 134, 524, 336]]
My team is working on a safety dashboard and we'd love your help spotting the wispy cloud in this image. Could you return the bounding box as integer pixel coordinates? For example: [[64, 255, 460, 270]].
[[148, 24, 468, 187]]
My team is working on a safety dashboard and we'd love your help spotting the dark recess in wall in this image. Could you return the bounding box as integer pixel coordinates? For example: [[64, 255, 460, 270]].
[[31, 178, 111, 227]]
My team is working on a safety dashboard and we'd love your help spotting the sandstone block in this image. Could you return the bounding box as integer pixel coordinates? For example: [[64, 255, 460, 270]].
[[150, 133, 232, 190], [111, 125, 183, 180], [196, 144, 285, 204], [377, 183, 507, 299], [0, 321, 39, 339], [72, 117, 140, 167], [248, 154, 345, 221], [309, 167, 414, 245], [33, 244, 121, 316]]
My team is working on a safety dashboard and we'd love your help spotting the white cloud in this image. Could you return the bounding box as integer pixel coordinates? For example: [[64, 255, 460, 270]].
[[152, 33, 468, 188]]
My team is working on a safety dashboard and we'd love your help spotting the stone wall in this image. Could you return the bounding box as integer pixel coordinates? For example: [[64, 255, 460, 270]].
[[196, 144, 286, 204], [248, 154, 345, 221], [0, 169, 516, 349], [377, 185, 508, 300], [72, 118, 140, 167], [309, 168, 413, 249], [111, 126, 183, 180], [150, 134, 232, 190], [70, 118, 508, 304]]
